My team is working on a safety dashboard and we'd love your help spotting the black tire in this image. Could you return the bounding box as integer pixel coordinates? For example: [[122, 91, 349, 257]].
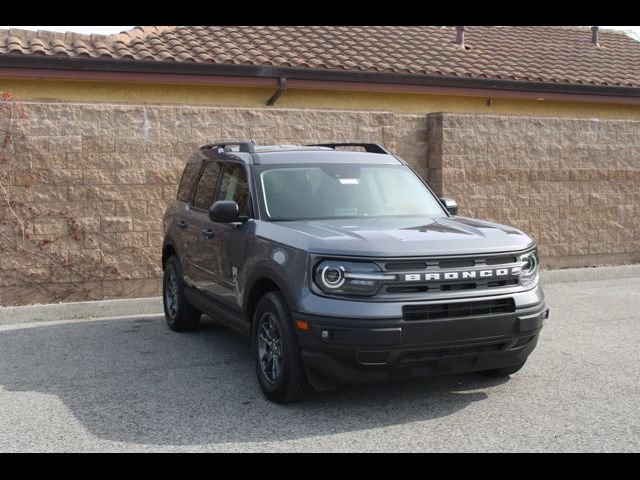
[[163, 255, 201, 332], [252, 291, 310, 403], [478, 361, 526, 377]]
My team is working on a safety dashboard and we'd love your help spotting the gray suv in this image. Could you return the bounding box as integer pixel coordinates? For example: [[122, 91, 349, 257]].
[[162, 141, 548, 403]]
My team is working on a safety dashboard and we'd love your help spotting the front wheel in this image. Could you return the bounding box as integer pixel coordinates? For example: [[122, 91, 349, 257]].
[[252, 291, 310, 403]]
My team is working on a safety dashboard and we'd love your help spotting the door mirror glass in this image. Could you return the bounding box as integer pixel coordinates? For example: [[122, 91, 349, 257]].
[[209, 200, 240, 223], [439, 197, 459, 216]]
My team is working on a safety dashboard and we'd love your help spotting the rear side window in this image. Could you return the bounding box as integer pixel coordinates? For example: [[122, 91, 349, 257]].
[[192, 162, 222, 209], [217, 163, 251, 216], [176, 163, 201, 203]]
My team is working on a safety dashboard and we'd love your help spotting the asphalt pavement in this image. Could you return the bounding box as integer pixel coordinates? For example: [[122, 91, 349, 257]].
[[0, 277, 639, 452]]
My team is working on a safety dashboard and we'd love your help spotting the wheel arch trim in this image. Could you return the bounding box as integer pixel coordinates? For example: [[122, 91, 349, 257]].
[[243, 264, 297, 321]]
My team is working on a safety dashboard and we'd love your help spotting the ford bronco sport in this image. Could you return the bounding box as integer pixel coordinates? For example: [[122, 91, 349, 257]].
[[162, 141, 548, 403]]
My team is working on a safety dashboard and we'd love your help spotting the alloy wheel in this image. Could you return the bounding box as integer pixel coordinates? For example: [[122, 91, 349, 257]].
[[257, 312, 283, 383], [165, 270, 178, 319]]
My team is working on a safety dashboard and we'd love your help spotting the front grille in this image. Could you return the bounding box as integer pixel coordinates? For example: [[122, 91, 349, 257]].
[[402, 298, 515, 321], [378, 252, 527, 299]]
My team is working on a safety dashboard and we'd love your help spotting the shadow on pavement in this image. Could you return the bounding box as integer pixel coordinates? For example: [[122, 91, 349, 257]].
[[0, 316, 508, 446]]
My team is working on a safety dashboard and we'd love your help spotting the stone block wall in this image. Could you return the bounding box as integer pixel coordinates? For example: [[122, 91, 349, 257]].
[[1, 99, 638, 306], [427, 112, 640, 269], [0, 100, 426, 306]]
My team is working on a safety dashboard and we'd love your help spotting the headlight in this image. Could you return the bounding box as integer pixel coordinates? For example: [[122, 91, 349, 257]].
[[314, 260, 396, 296], [319, 264, 346, 289], [518, 249, 539, 286]]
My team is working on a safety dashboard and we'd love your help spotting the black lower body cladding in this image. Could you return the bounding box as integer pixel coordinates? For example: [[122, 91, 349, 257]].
[[293, 299, 548, 389]]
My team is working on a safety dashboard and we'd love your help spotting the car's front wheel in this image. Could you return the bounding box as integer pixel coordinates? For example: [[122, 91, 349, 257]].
[[252, 291, 310, 403], [163, 255, 201, 332]]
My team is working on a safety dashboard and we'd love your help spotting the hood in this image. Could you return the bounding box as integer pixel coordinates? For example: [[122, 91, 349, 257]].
[[256, 216, 535, 257]]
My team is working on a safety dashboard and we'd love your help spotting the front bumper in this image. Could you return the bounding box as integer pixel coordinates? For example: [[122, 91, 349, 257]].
[[293, 287, 547, 389]]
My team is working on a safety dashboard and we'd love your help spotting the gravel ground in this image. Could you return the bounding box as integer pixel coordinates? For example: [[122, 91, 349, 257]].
[[0, 277, 639, 452]]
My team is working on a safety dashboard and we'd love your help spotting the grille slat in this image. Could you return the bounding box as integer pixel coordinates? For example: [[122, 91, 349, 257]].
[[386, 285, 430, 294], [485, 256, 517, 265], [384, 262, 427, 271], [403, 298, 515, 321], [438, 259, 476, 269]]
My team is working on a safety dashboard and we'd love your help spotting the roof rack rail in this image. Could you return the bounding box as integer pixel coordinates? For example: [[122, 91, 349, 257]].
[[306, 143, 391, 154], [200, 141, 256, 154]]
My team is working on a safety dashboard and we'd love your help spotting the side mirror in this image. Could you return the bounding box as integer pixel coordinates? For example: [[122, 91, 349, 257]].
[[209, 200, 240, 223], [439, 197, 459, 216]]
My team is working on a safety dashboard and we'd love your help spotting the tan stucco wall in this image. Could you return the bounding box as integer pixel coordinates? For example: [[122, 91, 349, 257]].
[[2, 77, 640, 119]]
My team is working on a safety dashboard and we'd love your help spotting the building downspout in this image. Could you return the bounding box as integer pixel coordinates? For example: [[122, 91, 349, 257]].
[[266, 77, 287, 106]]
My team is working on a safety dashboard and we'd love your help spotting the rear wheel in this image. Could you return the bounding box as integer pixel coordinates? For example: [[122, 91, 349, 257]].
[[478, 361, 526, 377], [163, 255, 201, 332], [252, 291, 310, 403]]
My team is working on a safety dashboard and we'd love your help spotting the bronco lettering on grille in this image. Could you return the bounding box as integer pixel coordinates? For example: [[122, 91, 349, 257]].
[[403, 267, 520, 282]]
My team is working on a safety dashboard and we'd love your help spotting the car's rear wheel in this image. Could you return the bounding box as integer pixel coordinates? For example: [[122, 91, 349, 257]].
[[478, 361, 526, 377], [163, 255, 201, 332], [252, 291, 310, 403]]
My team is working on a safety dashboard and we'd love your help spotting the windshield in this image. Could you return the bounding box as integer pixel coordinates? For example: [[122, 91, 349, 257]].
[[258, 164, 446, 221]]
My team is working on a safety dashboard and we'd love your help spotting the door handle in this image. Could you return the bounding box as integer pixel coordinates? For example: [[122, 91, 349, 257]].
[[202, 228, 215, 239], [177, 220, 188, 230]]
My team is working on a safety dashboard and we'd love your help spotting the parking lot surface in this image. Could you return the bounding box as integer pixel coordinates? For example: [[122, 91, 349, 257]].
[[1, 277, 639, 452]]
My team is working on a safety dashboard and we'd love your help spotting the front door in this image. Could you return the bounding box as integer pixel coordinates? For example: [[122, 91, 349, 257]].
[[201, 162, 252, 314]]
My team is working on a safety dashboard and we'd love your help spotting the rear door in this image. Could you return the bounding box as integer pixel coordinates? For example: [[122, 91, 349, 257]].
[[168, 160, 202, 284], [184, 160, 223, 291]]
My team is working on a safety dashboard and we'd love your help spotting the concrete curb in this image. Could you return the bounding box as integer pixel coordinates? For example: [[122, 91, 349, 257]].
[[1, 265, 639, 325], [540, 264, 640, 284], [0, 297, 163, 325]]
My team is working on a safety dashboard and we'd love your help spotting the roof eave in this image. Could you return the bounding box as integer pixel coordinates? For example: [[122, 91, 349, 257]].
[[1, 54, 640, 101]]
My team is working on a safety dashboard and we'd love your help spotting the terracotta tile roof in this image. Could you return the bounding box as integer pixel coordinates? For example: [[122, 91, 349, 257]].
[[1, 26, 639, 88]]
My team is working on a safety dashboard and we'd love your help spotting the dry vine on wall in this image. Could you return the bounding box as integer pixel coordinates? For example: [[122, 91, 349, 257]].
[[0, 93, 121, 306]]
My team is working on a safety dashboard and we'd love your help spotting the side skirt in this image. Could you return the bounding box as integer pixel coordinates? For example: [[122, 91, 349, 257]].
[[185, 286, 251, 338]]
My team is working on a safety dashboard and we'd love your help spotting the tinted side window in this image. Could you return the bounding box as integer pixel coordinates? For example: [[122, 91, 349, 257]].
[[176, 163, 201, 203], [218, 163, 251, 216], [193, 162, 222, 209]]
